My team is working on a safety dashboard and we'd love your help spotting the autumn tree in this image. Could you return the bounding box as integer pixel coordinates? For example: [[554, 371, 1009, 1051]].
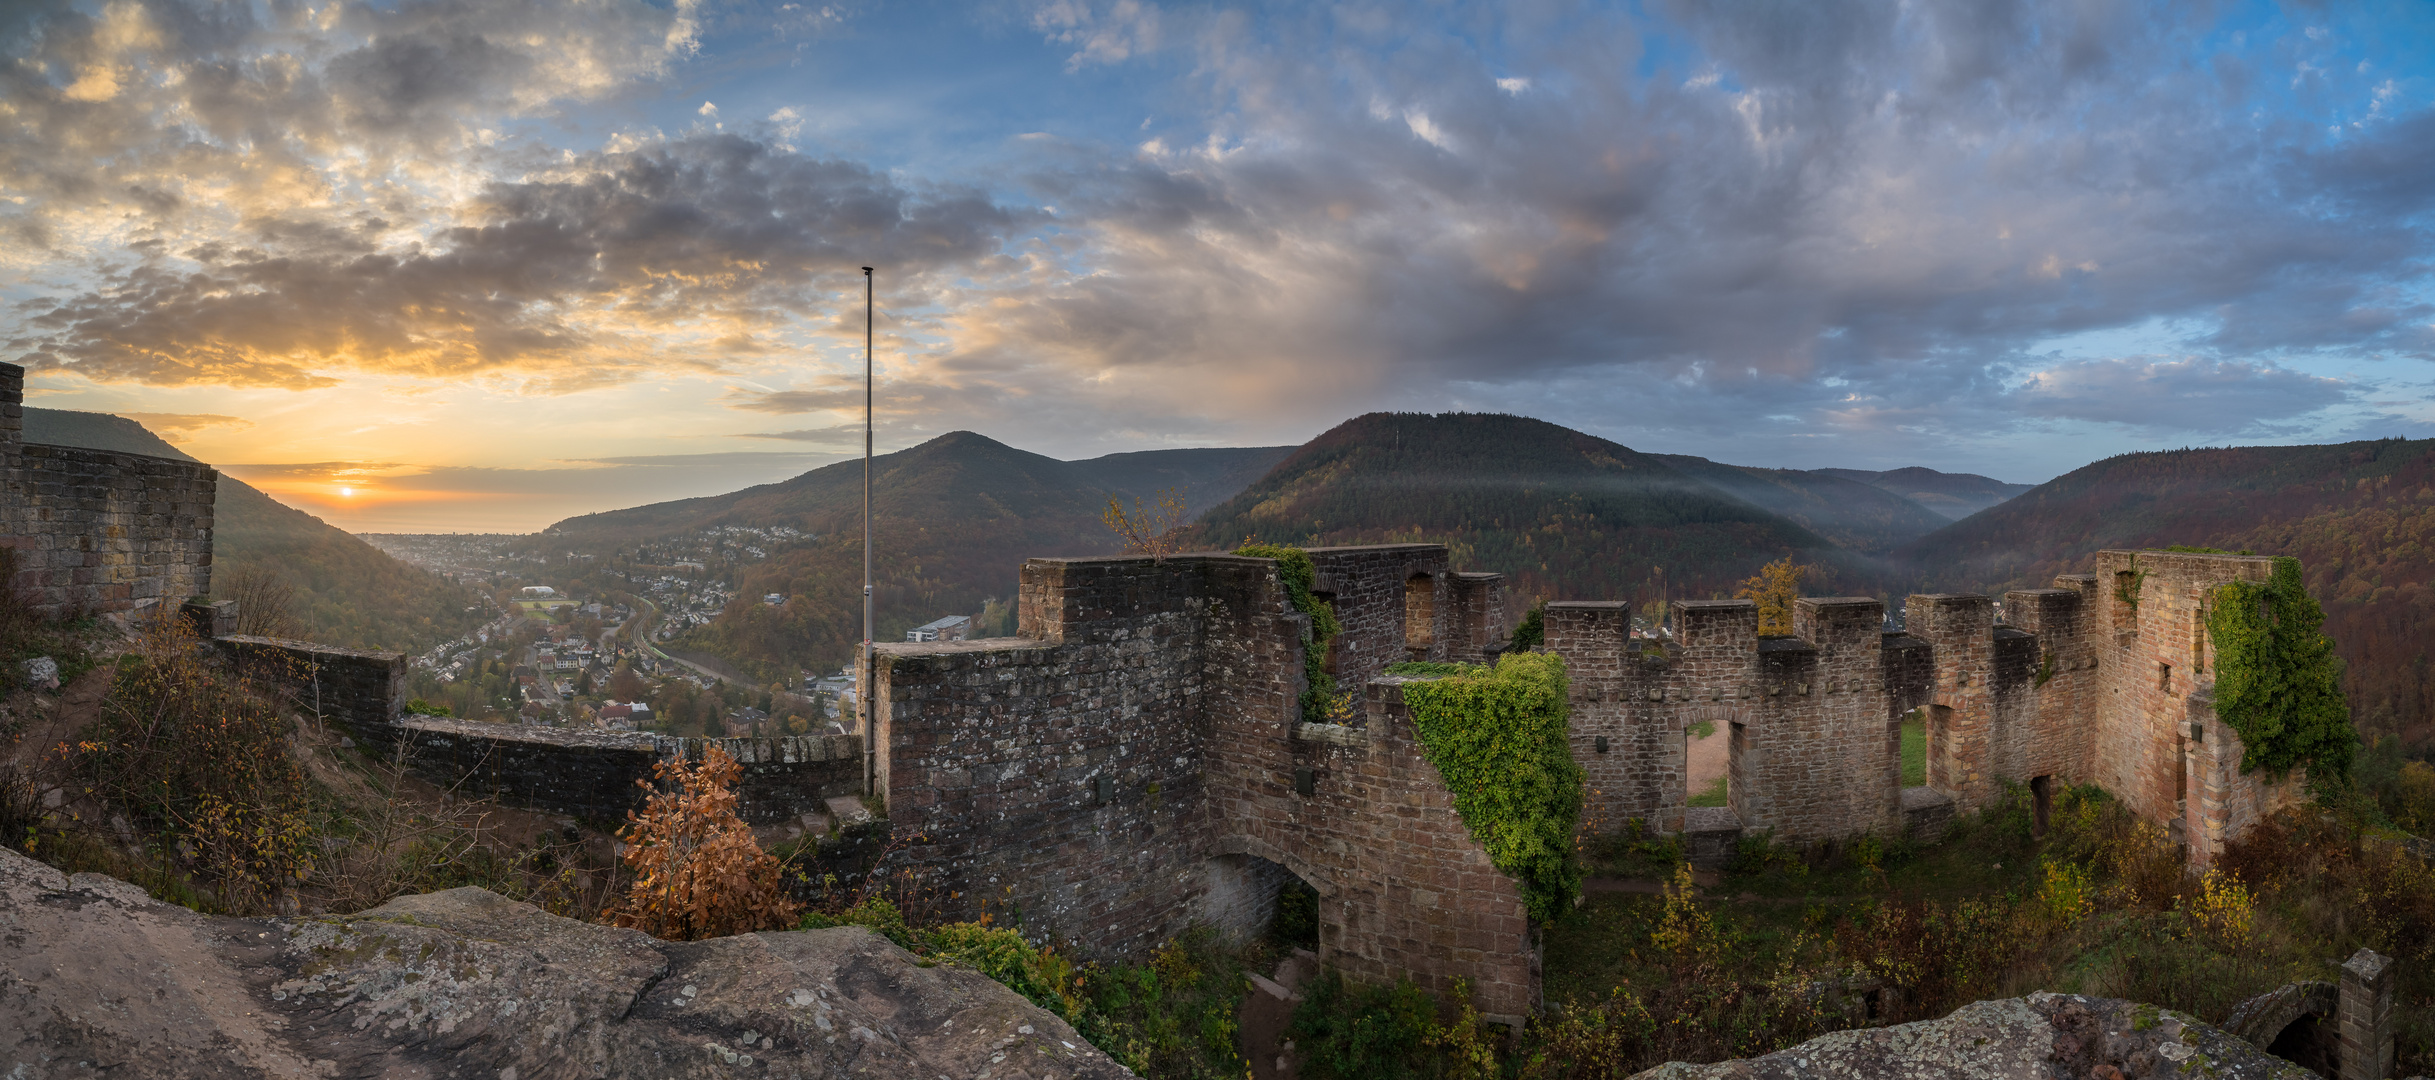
[[1734, 557, 1809, 636], [603, 746, 798, 940], [222, 564, 303, 639], [1101, 487, 1192, 555]]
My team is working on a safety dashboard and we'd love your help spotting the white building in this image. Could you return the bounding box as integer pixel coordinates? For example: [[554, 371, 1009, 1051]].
[[905, 614, 972, 643]]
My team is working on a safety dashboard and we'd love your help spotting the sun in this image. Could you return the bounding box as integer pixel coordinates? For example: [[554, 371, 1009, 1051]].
[[340, 486, 354, 497]]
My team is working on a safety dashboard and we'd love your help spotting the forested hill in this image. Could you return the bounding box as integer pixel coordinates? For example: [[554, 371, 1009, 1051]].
[[543, 434, 1291, 677], [1186, 412, 1861, 605], [19, 408, 481, 652], [1894, 438, 2435, 747], [1649, 454, 1951, 554], [1819, 466, 2034, 519]]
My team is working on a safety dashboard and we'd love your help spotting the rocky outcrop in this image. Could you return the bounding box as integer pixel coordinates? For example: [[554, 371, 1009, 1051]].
[[0, 846, 1130, 1078], [1630, 993, 2320, 1080]]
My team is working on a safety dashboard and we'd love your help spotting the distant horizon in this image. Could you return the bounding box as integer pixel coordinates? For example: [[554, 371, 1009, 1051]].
[[221, 415, 2058, 535]]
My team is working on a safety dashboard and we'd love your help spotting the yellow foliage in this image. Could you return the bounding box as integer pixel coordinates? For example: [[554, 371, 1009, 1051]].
[[1734, 557, 1809, 636], [1650, 862, 1713, 957], [1101, 487, 1192, 555], [2183, 869, 2255, 950], [604, 746, 799, 940], [2036, 858, 2093, 926]]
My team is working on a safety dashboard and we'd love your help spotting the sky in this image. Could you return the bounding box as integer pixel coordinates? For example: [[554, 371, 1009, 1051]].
[[5, 0, 2434, 532]]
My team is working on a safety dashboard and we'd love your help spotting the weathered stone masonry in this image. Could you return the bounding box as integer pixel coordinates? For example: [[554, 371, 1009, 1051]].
[[864, 543, 2324, 1022], [2, 362, 218, 619], [1551, 551, 2301, 867], [871, 548, 1537, 1022], [9, 384, 2326, 1018]]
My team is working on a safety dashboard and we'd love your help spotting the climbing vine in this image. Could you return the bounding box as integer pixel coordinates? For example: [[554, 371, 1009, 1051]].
[[1235, 544, 1344, 721], [1388, 652, 1583, 922], [2114, 565, 2148, 609], [2206, 556, 2357, 787]]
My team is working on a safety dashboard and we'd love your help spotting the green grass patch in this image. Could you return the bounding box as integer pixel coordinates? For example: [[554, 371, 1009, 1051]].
[[1901, 714, 1925, 788], [1687, 775, 1729, 808]]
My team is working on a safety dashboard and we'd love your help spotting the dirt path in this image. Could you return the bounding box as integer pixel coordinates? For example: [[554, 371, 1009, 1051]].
[[1687, 725, 1728, 791], [1240, 949, 1318, 1080]]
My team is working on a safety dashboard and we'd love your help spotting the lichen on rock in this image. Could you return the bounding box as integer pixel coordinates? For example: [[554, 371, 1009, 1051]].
[[0, 845, 1132, 1078]]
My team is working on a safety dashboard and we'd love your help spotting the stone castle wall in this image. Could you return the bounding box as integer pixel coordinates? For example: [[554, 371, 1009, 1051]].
[[2, 362, 218, 619], [1535, 549, 2296, 866], [362, 716, 864, 826], [870, 550, 1537, 1021], [2088, 550, 2305, 856]]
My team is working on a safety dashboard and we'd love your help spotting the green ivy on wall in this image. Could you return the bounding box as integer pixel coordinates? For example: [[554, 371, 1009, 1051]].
[[1235, 544, 1343, 721], [2207, 556, 2358, 788], [1388, 652, 1584, 922]]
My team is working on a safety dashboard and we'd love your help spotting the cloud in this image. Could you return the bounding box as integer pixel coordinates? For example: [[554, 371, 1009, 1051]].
[[10, 0, 2435, 484], [738, 426, 866, 447], [118, 412, 253, 439], [220, 450, 836, 532], [14, 134, 1021, 387], [2012, 357, 2351, 433]]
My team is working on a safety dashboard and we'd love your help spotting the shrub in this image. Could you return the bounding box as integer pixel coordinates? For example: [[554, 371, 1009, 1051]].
[[1396, 651, 1584, 921], [2208, 556, 2358, 787], [73, 613, 317, 912], [2181, 869, 2255, 951], [604, 745, 798, 939], [1288, 971, 1442, 1080]]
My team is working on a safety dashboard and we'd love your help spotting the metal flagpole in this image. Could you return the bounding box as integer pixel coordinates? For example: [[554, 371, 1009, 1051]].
[[862, 266, 876, 798]]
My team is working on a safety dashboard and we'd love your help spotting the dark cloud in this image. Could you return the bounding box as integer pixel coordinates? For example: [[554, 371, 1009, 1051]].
[[7, 0, 2430, 476], [17, 135, 1021, 386], [920, 0, 2432, 458]]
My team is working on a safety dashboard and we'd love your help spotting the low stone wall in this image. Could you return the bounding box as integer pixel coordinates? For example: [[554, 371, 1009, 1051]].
[[358, 716, 863, 826], [213, 635, 406, 732], [209, 633, 859, 825]]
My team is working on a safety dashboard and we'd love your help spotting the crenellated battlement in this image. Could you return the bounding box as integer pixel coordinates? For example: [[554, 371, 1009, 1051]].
[[1551, 551, 2300, 862]]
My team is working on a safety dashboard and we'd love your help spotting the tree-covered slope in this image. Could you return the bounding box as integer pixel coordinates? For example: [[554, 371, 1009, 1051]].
[[1650, 454, 1950, 554], [544, 435, 1300, 678], [19, 408, 480, 652], [1819, 466, 2034, 520], [1189, 412, 1853, 606], [1896, 438, 2435, 747]]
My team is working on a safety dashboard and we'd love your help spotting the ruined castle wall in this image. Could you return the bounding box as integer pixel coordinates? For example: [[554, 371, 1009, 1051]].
[[1, 365, 217, 619], [1243, 681, 1538, 1022], [213, 635, 407, 733], [1997, 587, 2098, 786], [1450, 572, 1511, 660], [1906, 595, 2003, 811], [1881, 633, 1937, 722], [1780, 598, 1901, 837], [1, 363, 21, 527], [873, 548, 1544, 1020], [1305, 545, 1453, 708], [2089, 550, 2296, 863], [1666, 601, 1762, 831], [358, 717, 862, 825], [2186, 693, 2307, 866], [1545, 602, 1680, 834], [872, 556, 1278, 957]]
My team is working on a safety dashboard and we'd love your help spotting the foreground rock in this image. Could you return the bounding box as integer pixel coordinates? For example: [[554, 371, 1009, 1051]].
[[0, 846, 1129, 1078], [1631, 993, 2316, 1080]]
